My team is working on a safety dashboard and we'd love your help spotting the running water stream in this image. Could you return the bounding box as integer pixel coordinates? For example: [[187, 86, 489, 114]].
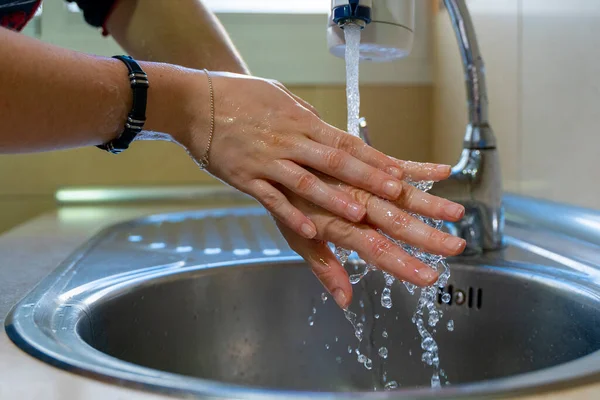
[[327, 22, 453, 389]]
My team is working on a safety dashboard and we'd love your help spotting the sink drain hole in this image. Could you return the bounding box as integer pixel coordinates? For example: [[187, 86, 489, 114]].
[[437, 285, 483, 309]]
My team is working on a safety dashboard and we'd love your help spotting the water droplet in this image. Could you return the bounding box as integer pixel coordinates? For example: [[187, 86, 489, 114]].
[[336, 356, 342, 364], [308, 316, 314, 326], [359, 299, 365, 308], [357, 354, 366, 363], [348, 346, 352, 354], [428, 310, 440, 327], [364, 358, 373, 370], [442, 293, 451, 303], [383, 272, 395, 286], [325, 344, 330, 350], [335, 336, 339, 342], [421, 337, 437, 352], [321, 293, 328, 303], [382, 330, 388, 338], [384, 381, 399, 390], [431, 373, 441, 388], [378, 347, 388, 359], [403, 281, 416, 295], [381, 287, 392, 308], [312, 307, 316, 315], [422, 351, 434, 365], [335, 247, 352, 265], [374, 314, 380, 319], [447, 319, 455, 331]]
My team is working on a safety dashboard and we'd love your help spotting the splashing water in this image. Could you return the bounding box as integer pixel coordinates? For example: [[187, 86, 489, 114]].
[[331, 21, 452, 389]]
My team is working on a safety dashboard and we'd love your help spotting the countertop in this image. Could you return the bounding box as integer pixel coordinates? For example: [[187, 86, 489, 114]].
[[0, 203, 599, 400]]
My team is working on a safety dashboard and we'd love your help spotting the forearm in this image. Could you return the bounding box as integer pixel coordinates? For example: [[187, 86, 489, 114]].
[[0, 27, 205, 153], [106, 0, 250, 74]]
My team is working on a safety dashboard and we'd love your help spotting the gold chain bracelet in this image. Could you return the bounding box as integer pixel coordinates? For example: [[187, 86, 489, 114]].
[[198, 69, 215, 169]]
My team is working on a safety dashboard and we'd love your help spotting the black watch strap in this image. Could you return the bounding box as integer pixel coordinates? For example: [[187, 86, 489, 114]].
[[97, 55, 149, 154]]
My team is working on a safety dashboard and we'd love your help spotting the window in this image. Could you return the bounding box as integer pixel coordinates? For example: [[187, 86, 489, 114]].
[[202, 0, 329, 14]]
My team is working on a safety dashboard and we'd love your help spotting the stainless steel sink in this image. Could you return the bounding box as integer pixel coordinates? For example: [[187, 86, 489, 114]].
[[5, 195, 600, 399]]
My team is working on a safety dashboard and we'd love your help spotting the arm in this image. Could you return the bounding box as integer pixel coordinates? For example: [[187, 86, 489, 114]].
[[105, 0, 250, 74], [0, 26, 202, 152]]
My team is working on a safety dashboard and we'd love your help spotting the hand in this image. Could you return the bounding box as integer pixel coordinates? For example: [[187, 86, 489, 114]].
[[178, 72, 452, 240], [275, 168, 466, 309]]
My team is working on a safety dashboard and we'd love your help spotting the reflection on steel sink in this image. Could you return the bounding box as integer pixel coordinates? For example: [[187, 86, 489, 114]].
[[5, 195, 600, 399]]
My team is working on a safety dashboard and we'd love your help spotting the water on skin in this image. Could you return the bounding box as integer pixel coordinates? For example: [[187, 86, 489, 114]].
[[324, 22, 452, 389]]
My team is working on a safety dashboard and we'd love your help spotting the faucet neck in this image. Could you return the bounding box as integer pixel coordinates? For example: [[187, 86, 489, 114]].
[[444, 0, 494, 148]]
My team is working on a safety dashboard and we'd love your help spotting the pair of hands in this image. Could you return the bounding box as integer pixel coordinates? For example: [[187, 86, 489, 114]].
[[177, 72, 465, 309]]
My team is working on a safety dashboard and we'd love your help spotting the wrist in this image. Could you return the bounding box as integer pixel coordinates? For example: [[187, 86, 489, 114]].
[[138, 62, 209, 146]]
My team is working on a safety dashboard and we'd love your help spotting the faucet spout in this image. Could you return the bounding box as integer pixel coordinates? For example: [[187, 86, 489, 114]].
[[332, 0, 373, 28]]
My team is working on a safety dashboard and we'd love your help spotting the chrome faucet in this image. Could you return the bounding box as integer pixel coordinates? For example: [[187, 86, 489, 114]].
[[329, 0, 505, 254], [429, 0, 504, 254]]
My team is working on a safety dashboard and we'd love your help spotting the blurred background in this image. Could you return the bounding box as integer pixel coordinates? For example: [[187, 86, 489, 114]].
[[5, 0, 599, 232]]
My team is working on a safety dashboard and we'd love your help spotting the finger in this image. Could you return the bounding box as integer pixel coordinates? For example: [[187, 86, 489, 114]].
[[248, 180, 317, 239], [398, 182, 465, 221], [304, 124, 405, 180], [392, 158, 452, 182], [276, 221, 352, 309], [366, 197, 466, 256], [317, 217, 438, 286], [267, 160, 367, 222], [293, 140, 404, 201]]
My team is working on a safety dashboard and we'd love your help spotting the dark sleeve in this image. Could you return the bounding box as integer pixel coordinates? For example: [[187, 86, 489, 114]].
[[65, 0, 118, 28]]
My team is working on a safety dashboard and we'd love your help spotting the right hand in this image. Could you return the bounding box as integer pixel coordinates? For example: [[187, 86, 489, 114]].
[[177, 71, 453, 240]]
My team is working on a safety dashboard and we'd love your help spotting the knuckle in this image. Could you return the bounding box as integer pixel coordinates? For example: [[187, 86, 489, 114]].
[[322, 217, 352, 240], [391, 212, 411, 234], [361, 169, 374, 186], [261, 190, 284, 212], [325, 150, 346, 171], [336, 133, 359, 154], [295, 173, 318, 193], [368, 237, 392, 261], [353, 189, 373, 207], [426, 228, 445, 243], [399, 182, 417, 204]]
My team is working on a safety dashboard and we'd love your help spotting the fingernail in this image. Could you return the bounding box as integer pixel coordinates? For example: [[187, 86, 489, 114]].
[[417, 267, 438, 285], [348, 203, 366, 221], [385, 167, 403, 179], [384, 180, 402, 198], [443, 236, 466, 253], [333, 288, 348, 309], [301, 223, 317, 239], [443, 203, 465, 219], [437, 165, 452, 173]]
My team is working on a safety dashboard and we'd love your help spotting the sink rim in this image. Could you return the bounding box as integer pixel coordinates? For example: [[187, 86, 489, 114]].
[[6, 257, 600, 400], [5, 201, 600, 399]]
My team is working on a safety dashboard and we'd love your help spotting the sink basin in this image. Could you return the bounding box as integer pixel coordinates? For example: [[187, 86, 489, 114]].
[[5, 197, 600, 399]]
